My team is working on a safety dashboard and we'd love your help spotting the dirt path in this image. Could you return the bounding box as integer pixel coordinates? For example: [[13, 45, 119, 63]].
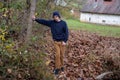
[[44, 30, 120, 80]]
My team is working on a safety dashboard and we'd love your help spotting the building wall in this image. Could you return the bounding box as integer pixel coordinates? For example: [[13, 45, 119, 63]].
[[80, 12, 120, 26]]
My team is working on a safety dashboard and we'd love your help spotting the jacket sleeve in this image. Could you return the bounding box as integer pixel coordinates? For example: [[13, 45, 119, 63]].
[[35, 19, 51, 27], [63, 22, 69, 43]]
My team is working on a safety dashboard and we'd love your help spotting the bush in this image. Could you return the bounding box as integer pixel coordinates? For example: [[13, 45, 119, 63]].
[[0, 27, 54, 80]]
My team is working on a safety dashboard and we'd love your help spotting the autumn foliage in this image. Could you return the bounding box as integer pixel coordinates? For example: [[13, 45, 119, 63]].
[[44, 30, 120, 80]]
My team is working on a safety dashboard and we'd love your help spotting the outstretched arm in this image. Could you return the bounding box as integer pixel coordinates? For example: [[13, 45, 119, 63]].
[[32, 15, 51, 27]]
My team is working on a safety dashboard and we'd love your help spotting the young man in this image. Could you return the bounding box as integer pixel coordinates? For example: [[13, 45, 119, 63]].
[[32, 11, 69, 75]]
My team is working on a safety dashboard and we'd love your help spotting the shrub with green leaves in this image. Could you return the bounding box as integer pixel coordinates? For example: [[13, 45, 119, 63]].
[[0, 28, 53, 80]]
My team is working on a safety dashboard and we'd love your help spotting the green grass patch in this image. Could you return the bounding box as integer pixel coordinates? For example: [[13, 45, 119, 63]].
[[66, 19, 120, 37]]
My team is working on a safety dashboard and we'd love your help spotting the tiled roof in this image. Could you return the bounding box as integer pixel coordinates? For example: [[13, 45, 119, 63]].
[[81, 0, 120, 15]]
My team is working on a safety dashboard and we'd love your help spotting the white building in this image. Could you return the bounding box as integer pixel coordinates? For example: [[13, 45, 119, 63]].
[[80, 0, 120, 26]]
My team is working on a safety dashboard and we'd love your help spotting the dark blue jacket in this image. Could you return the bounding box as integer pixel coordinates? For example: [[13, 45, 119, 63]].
[[35, 19, 69, 42]]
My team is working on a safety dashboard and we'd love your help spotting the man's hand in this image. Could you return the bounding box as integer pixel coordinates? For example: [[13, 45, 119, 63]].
[[32, 15, 36, 21], [62, 42, 66, 46]]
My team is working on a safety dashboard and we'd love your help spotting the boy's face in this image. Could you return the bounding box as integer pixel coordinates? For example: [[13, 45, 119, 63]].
[[53, 16, 60, 22]]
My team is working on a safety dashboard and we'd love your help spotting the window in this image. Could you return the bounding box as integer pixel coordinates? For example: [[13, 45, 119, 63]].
[[102, 20, 106, 23], [89, 18, 91, 21], [104, 0, 112, 2]]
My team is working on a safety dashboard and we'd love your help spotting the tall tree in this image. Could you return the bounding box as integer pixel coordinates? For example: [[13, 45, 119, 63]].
[[26, 0, 36, 44]]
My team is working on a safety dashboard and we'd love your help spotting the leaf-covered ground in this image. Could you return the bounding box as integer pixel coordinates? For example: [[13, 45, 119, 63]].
[[43, 30, 120, 80]]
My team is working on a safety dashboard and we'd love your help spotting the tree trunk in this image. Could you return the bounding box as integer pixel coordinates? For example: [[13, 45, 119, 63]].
[[25, 0, 36, 44], [19, 0, 31, 40]]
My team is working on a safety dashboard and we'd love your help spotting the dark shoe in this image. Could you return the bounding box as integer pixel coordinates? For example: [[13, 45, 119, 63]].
[[61, 67, 64, 72], [53, 69, 60, 75]]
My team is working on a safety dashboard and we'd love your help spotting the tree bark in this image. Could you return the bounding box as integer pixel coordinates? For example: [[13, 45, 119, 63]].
[[25, 0, 36, 44]]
